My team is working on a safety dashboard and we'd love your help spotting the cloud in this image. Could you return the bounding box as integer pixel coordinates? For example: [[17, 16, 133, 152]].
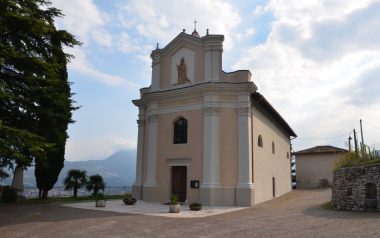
[[67, 48, 139, 87], [52, 0, 113, 47], [339, 59, 380, 106], [66, 135, 137, 161], [232, 0, 380, 151], [271, 1, 380, 61], [116, 0, 242, 51], [117, 32, 144, 54], [51, 0, 141, 87], [236, 28, 256, 40]]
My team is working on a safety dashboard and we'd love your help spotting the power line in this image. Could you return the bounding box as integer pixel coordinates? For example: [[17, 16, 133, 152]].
[[294, 133, 349, 140], [363, 120, 380, 131]]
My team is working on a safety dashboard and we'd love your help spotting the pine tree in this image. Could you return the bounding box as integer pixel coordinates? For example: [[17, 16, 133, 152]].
[[0, 0, 80, 198]]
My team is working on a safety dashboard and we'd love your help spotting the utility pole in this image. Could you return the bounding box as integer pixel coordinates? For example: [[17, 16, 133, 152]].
[[360, 119, 366, 159], [348, 135, 352, 151], [353, 129, 359, 160]]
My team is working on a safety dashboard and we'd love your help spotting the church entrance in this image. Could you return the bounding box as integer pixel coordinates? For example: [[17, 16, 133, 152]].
[[171, 166, 187, 202]]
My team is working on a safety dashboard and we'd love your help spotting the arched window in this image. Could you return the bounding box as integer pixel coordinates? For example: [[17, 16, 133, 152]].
[[287, 152, 290, 159], [258, 135, 263, 148], [174, 117, 187, 144], [272, 142, 275, 154]]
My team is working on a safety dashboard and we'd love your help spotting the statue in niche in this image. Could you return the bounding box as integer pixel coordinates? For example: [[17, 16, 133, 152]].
[[176, 57, 191, 85]]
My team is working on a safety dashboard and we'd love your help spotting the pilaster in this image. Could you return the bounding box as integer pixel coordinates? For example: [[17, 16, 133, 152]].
[[132, 108, 146, 200], [203, 35, 224, 82], [151, 51, 161, 90], [143, 103, 158, 192], [236, 94, 255, 206], [200, 94, 221, 205]]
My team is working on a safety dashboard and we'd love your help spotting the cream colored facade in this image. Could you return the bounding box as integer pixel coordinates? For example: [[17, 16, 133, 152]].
[[132, 30, 296, 206], [295, 146, 347, 189]]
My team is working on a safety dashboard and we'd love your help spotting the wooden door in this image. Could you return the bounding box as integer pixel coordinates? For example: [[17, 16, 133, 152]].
[[171, 166, 187, 202]]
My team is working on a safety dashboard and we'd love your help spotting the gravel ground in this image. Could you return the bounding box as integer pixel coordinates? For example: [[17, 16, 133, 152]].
[[1, 188, 380, 238]]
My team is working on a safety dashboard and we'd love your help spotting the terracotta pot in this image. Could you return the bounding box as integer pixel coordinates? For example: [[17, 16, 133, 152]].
[[190, 204, 202, 211], [123, 198, 137, 205]]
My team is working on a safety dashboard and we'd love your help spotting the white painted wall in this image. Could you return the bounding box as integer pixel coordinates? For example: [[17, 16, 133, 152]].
[[296, 153, 345, 188], [252, 107, 292, 204]]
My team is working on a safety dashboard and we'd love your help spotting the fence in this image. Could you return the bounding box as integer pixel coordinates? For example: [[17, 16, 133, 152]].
[[22, 186, 132, 199]]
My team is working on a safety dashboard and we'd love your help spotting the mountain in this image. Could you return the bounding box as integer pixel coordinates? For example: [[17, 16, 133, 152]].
[[2, 150, 137, 187]]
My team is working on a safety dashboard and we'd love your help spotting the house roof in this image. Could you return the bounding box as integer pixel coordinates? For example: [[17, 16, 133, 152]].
[[251, 92, 297, 137], [293, 145, 348, 155]]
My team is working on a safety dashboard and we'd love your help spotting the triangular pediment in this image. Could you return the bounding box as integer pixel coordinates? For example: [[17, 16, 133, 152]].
[[151, 32, 203, 57]]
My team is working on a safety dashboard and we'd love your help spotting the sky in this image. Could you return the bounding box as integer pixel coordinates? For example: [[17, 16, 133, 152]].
[[49, 0, 380, 161]]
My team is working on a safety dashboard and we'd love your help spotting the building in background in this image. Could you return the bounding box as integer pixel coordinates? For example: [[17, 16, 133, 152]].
[[294, 145, 348, 188], [132, 28, 296, 206]]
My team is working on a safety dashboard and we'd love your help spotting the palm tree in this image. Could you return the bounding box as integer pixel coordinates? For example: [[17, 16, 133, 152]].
[[86, 174, 105, 196], [64, 169, 87, 198]]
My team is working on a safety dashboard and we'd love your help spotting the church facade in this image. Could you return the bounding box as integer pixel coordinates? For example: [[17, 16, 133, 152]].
[[132, 29, 296, 206]]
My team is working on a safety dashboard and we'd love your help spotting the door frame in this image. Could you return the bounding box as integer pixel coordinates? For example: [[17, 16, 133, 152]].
[[166, 158, 190, 202]]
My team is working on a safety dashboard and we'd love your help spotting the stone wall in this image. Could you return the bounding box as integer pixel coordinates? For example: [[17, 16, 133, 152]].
[[332, 163, 380, 211]]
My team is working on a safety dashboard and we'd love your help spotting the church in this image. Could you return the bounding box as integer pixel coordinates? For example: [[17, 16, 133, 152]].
[[132, 28, 296, 206]]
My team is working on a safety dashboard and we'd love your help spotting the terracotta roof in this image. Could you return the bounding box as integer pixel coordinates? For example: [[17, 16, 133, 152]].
[[251, 92, 297, 137], [191, 30, 200, 38], [293, 145, 348, 155]]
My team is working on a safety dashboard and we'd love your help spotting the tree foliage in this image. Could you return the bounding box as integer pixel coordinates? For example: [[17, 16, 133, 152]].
[[86, 174, 105, 196], [0, 0, 80, 197], [64, 169, 87, 198]]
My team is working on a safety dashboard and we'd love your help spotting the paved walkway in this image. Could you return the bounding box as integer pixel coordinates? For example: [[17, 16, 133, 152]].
[[63, 200, 247, 218], [2, 189, 380, 238]]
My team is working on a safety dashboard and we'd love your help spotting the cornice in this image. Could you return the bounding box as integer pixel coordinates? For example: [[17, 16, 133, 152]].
[[134, 81, 257, 106]]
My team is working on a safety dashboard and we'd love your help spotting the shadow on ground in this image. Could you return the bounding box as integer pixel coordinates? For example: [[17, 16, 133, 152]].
[[0, 201, 134, 227], [302, 203, 380, 220]]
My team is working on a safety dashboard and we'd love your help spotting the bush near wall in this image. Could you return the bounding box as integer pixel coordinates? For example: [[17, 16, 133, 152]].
[[334, 152, 380, 170]]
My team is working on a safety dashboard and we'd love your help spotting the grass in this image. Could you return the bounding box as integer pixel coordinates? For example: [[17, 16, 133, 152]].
[[24, 194, 123, 203], [321, 201, 335, 210]]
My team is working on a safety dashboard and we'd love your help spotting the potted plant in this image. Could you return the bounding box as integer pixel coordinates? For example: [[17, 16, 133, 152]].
[[95, 193, 106, 207], [123, 192, 137, 205], [168, 194, 180, 213], [189, 202, 202, 211]]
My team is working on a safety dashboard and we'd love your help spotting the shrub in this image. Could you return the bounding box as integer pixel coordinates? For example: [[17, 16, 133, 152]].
[[334, 152, 380, 170], [1, 186, 17, 203], [123, 192, 133, 199], [189, 202, 202, 211], [169, 194, 179, 204], [122, 193, 136, 205], [95, 193, 105, 201]]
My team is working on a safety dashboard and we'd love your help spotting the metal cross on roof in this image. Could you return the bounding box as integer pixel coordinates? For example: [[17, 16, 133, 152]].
[[194, 19, 197, 30]]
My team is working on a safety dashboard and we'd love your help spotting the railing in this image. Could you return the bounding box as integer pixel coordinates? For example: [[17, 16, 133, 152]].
[[22, 186, 132, 199]]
